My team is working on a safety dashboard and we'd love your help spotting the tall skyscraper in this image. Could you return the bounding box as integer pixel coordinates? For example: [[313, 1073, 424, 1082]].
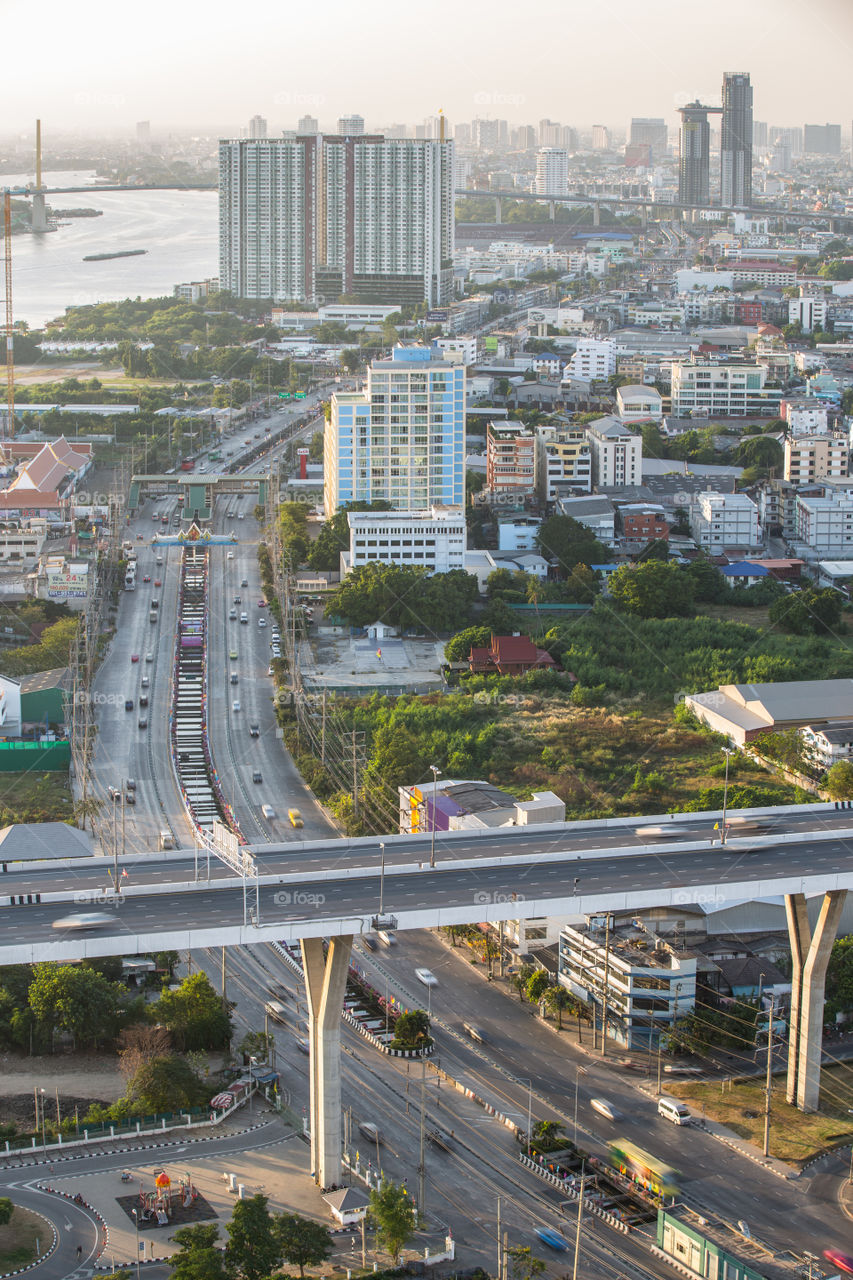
[[219, 135, 454, 308], [337, 113, 365, 135], [534, 148, 568, 196], [324, 346, 466, 516], [629, 118, 668, 161], [720, 72, 753, 207], [678, 103, 715, 205], [248, 114, 267, 139], [753, 120, 768, 149], [297, 114, 318, 134], [591, 125, 610, 151], [804, 123, 841, 155]]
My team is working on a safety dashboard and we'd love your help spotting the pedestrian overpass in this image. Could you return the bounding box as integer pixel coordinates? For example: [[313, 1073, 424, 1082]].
[[127, 473, 267, 521], [3, 807, 852, 1186]]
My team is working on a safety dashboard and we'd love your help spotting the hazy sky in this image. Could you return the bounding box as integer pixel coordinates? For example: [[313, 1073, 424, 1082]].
[[5, 0, 852, 138]]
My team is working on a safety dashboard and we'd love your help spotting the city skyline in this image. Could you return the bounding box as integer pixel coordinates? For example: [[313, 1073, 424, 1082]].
[[3, 0, 852, 136]]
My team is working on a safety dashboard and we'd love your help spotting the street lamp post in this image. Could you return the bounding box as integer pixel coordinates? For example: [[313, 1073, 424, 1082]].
[[132, 1209, 141, 1280], [429, 766, 441, 869], [720, 747, 735, 845], [573, 1066, 587, 1148], [39, 1088, 46, 1153], [519, 1078, 533, 1157]]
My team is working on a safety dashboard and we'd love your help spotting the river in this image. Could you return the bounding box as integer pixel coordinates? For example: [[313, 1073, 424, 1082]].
[[0, 169, 219, 329]]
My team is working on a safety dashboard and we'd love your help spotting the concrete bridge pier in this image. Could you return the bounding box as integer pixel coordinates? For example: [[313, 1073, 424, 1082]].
[[494, 196, 502, 225], [30, 192, 49, 233], [640, 204, 648, 229], [548, 201, 556, 221], [301, 935, 353, 1187], [785, 890, 846, 1112], [593, 201, 600, 227]]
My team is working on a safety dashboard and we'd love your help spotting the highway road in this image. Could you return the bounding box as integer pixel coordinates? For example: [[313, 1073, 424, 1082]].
[[2, 819, 853, 962]]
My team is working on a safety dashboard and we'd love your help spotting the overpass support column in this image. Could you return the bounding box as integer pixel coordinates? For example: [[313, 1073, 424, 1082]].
[[785, 891, 846, 1112], [548, 201, 556, 221], [302, 935, 353, 1187], [593, 202, 600, 228], [494, 196, 501, 225], [640, 204, 648, 229], [31, 192, 48, 233]]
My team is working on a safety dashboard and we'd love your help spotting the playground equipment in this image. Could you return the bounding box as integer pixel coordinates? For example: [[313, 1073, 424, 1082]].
[[136, 1169, 198, 1224]]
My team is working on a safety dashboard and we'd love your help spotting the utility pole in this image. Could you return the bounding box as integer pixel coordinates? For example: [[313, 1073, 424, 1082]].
[[321, 689, 327, 765], [763, 995, 774, 1158], [221, 946, 226, 1001], [496, 1198, 501, 1280], [417, 1054, 426, 1216], [571, 1163, 585, 1280]]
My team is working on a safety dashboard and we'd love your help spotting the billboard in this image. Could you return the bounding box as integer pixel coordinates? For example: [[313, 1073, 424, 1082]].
[[46, 566, 89, 600], [485, 336, 499, 352]]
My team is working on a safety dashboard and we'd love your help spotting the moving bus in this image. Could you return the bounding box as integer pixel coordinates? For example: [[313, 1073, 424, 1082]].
[[209, 450, 221, 462], [608, 1140, 681, 1198], [180, 456, 196, 472]]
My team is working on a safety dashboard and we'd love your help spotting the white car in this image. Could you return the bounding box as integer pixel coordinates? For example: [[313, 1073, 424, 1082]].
[[232, 700, 241, 712], [415, 968, 438, 987]]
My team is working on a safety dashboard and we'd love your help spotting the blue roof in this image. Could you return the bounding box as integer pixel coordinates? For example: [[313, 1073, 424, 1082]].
[[722, 561, 769, 577]]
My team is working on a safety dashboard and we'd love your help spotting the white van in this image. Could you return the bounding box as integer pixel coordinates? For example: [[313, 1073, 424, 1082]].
[[590, 1097, 623, 1122], [264, 1000, 287, 1024], [261, 804, 276, 819], [658, 1096, 691, 1125]]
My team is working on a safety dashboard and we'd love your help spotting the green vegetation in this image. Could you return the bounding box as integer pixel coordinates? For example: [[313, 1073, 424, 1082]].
[[0, 771, 73, 825], [308, 502, 392, 572], [0, 1205, 44, 1271], [390, 1009, 431, 1051], [169, 1201, 334, 1280], [825, 760, 853, 799], [368, 1180, 417, 1264], [327, 564, 478, 632]]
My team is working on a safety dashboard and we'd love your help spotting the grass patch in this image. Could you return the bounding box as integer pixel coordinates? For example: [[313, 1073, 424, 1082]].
[[0, 770, 73, 824], [667, 1064, 853, 1165], [0, 1205, 49, 1268], [695, 602, 773, 628]]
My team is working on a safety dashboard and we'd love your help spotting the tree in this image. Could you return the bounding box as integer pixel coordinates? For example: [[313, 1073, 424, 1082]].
[[341, 348, 361, 372], [225, 1195, 283, 1280], [155, 972, 232, 1051], [526, 971, 550, 1004], [275, 1212, 333, 1278], [129, 1055, 208, 1114], [635, 538, 669, 563], [28, 963, 122, 1047], [169, 1225, 228, 1280], [369, 1179, 416, 1264], [684, 557, 728, 603], [735, 435, 784, 471], [608, 561, 695, 619], [825, 760, 853, 800], [768, 587, 843, 636], [825, 935, 853, 1021], [510, 963, 535, 1002], [506, 1246, 546, 1280], [0, 1198, 12, 1227], [444, 626, 491, 663], [536, 515, 607, 574], [543, 985, 573, 1030], [117, 1024, 173, 1082], [308, 501, 393, 572], [391, 1010, 431, 1048]]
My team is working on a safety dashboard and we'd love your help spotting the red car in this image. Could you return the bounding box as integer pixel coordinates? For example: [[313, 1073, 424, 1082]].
[[258, 599, 267, 608], [131, 653, 139, 663], [154, 579, 162, 587], [142, 574, 151, 583], [825, 1250, 853, 1275]]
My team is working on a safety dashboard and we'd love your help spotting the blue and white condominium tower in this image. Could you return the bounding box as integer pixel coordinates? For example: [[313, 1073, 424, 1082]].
[[219, 134, 454, 308], [324, 346, 465, 517]]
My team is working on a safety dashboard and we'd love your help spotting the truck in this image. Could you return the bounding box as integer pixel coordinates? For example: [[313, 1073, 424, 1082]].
[[264, 1000, 288, 1024], [124, 568, 136, 591]]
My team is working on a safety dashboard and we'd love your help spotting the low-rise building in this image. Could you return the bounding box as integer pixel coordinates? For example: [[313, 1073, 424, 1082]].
[[0, 520, 47, 566], [616, 384, 663, 422], [586, 417, 642, 488], [671, 360, 782, 418], [685, 678, 853, 746], [780, 396, 830, 435], [398, 777, 564, 835], [784, 433, 849, 484], [469, 633, 558, 676], [618, 503, 669, 542], [341, 506, 467, 576], [497, 516, 542, 552], [657, 1206, 794, 1280], [795, 493, 853, 553], [690, 491, 761, 551], [555, 495, 616, 544], [801, 722, 853, 769], [558, 919, 698, 1050], [535, 429, 592, 500], [564, 338, 616, 382], [486, 420, 536, 498], [788, 291, 827, 334]]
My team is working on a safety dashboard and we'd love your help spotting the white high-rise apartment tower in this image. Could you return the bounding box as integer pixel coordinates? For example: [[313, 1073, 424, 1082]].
[[219, 135, 454, 308], [534, 148, 568, 196]]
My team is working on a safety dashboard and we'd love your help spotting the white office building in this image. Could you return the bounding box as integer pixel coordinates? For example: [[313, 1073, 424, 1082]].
[[219, 135, 454, 307], [795, 494, 853, 553], [341, 505, 467, 576], [585, 417, 642, 488], [536, 430, 592, 500], [564, 338, 617, 382], [671, 361, 782, 417], [534, 148, 569, 196], [616, 385, 663, 422], [789, 293, 827, 334], [691, 491, 761, 550], [558, 920, 698, 1050], [324, 346, 466, 516], [781, 397, 830, 435]]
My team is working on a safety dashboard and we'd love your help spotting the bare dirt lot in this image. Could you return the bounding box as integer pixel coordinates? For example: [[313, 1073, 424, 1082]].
[[0, 1054, 125, 1128]]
